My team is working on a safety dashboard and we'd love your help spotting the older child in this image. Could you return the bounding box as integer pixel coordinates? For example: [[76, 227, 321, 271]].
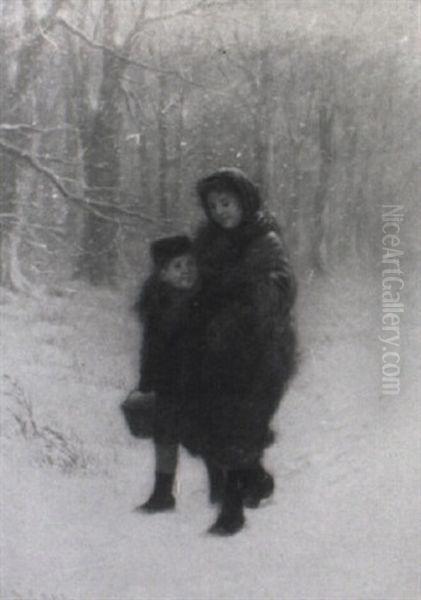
[[189, 167, 297, 535], [133, 235, 198, 512]]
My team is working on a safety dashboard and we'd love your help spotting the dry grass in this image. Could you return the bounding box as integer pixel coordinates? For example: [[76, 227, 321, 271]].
[[4, 376, 102, 476]]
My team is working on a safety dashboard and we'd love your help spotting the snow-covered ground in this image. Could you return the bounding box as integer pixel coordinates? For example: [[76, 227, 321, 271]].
[[1, 271, 420, 600]]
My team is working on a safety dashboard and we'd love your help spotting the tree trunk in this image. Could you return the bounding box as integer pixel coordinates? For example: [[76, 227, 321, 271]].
[[253, 49, 271, 196], [157, 73, 170, 231], [253, 2, 274, 198], [157, 0, 170, 232], [0, 0, 64, 289], [310, 103, 335, 273], [70, 2, 124, 286], [173, 89, 185, 208], [75, 53, 123, 286], [0, 151, 18, 288]]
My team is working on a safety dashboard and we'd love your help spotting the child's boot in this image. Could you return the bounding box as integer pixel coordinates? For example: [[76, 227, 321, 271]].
[[138, 442, 177, 513], [139, 471, 175, 512]]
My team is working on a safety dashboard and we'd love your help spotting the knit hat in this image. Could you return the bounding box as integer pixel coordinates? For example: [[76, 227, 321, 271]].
[[150, 235, 192, 268], [196, 167, 262, 222]]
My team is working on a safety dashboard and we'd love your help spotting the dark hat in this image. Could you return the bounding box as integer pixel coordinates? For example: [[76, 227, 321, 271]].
[[196, 167, 262, 222], [150, 235, 192, 268]]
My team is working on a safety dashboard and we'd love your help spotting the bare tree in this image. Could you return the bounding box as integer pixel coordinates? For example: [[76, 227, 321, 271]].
[[0, 0, 66, 290]]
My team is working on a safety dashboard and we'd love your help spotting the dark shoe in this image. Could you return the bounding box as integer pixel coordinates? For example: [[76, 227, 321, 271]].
[[208, 507, 245, 536], [138, 492, 175, 513], [136, 471, 175, 513], [243, 467, 274, 508]]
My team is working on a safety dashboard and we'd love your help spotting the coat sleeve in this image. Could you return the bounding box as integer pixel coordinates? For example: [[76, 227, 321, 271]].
[[245, 231, 297, 323], [135, 279, 158, 392], [138, 320, 159, 392]]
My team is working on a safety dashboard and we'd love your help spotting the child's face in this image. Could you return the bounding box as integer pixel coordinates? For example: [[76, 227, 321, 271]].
[[207, 191, 243, 229], [160, 254, 197, 289]]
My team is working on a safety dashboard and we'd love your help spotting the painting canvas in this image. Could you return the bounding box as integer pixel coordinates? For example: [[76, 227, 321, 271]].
[[0, 1, 420, 598]]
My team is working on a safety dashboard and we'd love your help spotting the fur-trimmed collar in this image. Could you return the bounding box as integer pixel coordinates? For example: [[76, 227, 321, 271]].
[[194, 209, 282, 252], [136, 275, 195, 322]]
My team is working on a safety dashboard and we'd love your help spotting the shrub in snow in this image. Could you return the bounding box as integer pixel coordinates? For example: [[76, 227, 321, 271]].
[[6, 377, 102, 475]]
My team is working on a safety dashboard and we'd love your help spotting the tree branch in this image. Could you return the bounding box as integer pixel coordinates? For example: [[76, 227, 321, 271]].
[[124, 0, 236, 50], [55, 17, 204, 89], [19, 0, 67, 48], [0, 139, 155, 224], [0, 123, 78, 135]]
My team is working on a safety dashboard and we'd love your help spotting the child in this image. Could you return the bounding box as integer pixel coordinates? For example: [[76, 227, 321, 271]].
[[132, 235, 198, 512]]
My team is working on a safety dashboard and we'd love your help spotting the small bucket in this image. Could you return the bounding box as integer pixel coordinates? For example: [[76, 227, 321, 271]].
[[120, 391, 155, 439]]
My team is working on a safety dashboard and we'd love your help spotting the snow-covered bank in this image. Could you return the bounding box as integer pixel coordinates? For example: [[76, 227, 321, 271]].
[[1, 273, 420, 600]]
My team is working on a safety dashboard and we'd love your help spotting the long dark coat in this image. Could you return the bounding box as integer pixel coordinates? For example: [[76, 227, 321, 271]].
[[137, 276, 196, 445], [181, 170, 297, 468]]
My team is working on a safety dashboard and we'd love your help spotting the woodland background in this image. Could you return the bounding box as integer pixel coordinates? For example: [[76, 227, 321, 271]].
[[1, 0, 419, 292]]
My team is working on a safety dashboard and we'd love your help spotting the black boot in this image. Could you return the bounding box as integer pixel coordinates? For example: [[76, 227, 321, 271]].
[[243, 464, 274, 509], [209, 470, 245, 536], [205, 460, 226, 504], [138, 471, 175, 513]]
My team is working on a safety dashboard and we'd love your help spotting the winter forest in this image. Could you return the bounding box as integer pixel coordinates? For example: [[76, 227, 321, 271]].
[[1, 1, 420, 599], [0, 0, 419, 288]]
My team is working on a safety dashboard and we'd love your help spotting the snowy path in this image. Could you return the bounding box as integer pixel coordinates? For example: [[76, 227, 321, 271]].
[[1, 277, 420, 600]]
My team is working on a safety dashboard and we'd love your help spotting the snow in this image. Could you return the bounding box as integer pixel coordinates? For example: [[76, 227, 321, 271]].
[[1, 273, 420, 600]]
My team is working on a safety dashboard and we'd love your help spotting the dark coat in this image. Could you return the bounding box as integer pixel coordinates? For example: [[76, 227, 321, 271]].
[[137, 276, 196, 444], [181, 171, 297, 468]]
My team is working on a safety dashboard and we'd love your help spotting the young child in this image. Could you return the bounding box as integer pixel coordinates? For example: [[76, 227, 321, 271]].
[[132, 235, 198, 512]]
